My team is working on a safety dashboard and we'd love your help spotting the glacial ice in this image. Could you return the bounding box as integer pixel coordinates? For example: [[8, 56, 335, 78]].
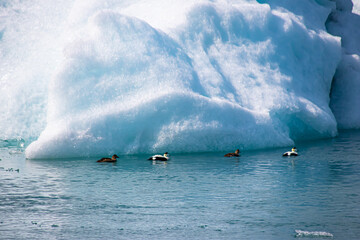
[[0, 0, 358, 158], [327, 0, 360, 129]]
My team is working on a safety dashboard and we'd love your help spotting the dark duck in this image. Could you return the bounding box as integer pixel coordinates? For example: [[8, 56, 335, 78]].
[[224, 149, 240, 157], [97, 154, 119, 162]]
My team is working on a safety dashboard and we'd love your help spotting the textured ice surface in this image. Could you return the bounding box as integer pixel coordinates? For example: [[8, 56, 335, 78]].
[[0, 0, 356, 158]]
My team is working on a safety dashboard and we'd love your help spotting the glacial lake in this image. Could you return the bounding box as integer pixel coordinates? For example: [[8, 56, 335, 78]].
[[1, 130, 360, 239]]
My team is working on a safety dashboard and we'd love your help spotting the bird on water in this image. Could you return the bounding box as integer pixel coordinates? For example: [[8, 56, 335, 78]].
[[97, 154, 119, 162]]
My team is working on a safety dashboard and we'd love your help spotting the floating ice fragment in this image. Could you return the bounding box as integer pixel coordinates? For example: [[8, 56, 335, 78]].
[[295, 230, 333, 238]]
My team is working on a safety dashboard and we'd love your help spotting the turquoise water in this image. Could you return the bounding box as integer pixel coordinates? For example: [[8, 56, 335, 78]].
[[1, 131, 360, 239]]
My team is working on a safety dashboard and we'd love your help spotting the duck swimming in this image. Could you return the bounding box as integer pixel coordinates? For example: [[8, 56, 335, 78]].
[[283, 147, 298, 156], [97, 154, 119, 162], [148, 152, 170, 161], [224, 149, 240, 157]]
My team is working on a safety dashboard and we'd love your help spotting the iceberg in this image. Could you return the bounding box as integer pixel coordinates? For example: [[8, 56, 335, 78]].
[[0, 0, 357, 158], [327, 0, 360, 129]]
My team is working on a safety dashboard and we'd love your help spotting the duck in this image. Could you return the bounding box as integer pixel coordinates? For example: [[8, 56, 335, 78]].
[[97, 154, 119, 162], [224, 149, 240, 157], [148, 152, 170, 161], [282, 147, 298, 156]]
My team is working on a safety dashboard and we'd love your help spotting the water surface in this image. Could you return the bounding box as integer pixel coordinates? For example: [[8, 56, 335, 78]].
[[1, 131, 360, 239]]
